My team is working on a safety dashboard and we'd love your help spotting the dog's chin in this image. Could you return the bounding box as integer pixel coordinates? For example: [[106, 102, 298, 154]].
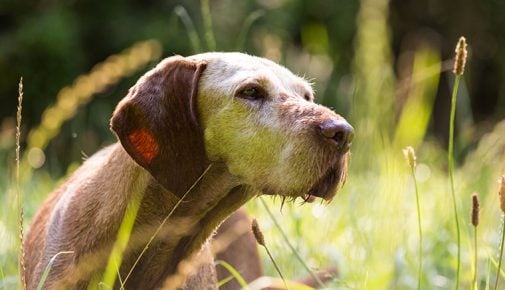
[[260, 154, 349, 202], [303, 153, 349, 201]]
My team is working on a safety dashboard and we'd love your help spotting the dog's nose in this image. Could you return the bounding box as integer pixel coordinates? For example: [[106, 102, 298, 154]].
[[318, 118, 354, 153]]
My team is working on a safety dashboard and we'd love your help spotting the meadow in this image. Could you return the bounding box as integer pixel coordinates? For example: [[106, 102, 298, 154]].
[[1, 1, 505, 289]]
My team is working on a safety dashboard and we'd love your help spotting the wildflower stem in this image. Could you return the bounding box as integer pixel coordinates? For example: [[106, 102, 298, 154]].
[[411, 165, 423, 290], [448, 74, 461, 290], [494, 218, 505, 290], [474, 226, 478, 290], [251, 218, 288, 289], [264, 246, 288, 290]]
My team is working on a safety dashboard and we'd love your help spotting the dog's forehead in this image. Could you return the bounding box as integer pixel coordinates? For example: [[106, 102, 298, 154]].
[[189, 52, 313, 95]]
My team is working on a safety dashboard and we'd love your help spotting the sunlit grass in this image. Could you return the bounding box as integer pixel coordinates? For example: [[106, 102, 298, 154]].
[[216, 260, 249, 289], [448, 36, 468, 290], [403, 146, 423, 290], [495, 177, 505, 290], [35, 251, 73, 290]]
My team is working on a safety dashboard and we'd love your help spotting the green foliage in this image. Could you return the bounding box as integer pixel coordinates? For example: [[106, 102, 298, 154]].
[[1, 1, 505, 290]]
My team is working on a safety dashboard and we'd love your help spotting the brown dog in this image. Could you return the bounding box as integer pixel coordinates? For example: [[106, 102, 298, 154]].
[[25, 53, 353, 289]]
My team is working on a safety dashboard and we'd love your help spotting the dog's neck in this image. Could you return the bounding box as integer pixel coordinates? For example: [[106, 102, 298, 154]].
[[111, 144, 253, 287], [43, 143, 254, 289]]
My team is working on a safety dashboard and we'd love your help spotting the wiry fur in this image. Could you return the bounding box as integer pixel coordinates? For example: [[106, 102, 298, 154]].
[[25, 53, 351, 289]]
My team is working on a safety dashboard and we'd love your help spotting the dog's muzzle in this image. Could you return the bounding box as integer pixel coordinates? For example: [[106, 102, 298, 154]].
[[318, 118, 354, 154], [306, 117, 353, 200]]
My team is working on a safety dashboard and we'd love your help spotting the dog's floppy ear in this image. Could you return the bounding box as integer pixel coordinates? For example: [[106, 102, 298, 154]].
[[111, 56, 209, 197]]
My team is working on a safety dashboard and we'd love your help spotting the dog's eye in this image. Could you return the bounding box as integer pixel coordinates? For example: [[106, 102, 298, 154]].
[[237, 86, 265, 101]]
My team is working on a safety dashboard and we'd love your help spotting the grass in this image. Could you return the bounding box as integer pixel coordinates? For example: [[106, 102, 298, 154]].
[[215, 260, 249, 289], [15, 78, 25, 290], [472, 192, 480, 290], [252, 218, 289, 290], [404, 146, 423, 290], [35, 251, 73, 290], [495, 177, 505, 290], [259, 197, 325, 288], [495, 219, 505, 290], [448, 37, 468, 290], [1, 3, 505, 290]]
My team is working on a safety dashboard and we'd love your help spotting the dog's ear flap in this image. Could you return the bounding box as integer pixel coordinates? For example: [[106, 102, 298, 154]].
[[111, 56, 209, 197]]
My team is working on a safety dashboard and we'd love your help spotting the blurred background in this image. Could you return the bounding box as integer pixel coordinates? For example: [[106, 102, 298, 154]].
[[1, 0, 505, 289]]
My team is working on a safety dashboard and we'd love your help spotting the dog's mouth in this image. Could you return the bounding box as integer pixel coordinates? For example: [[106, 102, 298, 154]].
[[260, 153, 349, 202], [304, 154, 349, 201]]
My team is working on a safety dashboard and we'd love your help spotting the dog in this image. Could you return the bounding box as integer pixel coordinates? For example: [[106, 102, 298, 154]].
[[25, 52, 353, 289]]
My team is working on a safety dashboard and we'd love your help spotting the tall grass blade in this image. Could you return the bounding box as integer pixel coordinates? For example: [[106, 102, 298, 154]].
[[0, 266, 7, 290], [494, 220, 505, 290], [35, 251, 73, 290], [403, 147, 422, 290], [448, 36, 467, 289], [486, 256, 491, 290], [236, 10, 264, 51], [498, 176, 505, 289], [448, 73, 462, 290], [215, 260, 249, 289], [490, 254, 505, 277], [97, 282, 112, 290], [174, 6, 202, 53], [102, 191, 143, 289], [200, 0, 216, 51]]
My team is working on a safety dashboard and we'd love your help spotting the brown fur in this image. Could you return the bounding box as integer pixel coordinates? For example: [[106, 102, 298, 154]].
[[25, 53, 352, 290]]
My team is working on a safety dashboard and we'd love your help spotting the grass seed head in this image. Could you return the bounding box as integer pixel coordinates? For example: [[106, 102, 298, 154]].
[[251, 218, 265, 246], [500, 175, 505, 213], [471, 192, 480, 227], [403, 146, 416, 169], [453, 36, 468, 76]]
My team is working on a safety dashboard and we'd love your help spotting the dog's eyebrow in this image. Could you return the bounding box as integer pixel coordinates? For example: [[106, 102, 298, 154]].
[[292, 80, 315, 100]]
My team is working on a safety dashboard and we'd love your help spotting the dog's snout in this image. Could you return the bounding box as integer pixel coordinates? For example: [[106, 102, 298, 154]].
[[318, 119, 354, 153]]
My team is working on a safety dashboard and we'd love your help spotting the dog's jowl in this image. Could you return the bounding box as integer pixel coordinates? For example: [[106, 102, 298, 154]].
[[25, 52, 353, 290]]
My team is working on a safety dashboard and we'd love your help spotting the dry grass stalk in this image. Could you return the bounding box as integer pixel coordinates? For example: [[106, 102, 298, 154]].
[[448, 36, 469, 290], [471, 192, 480, 290], [251, 218, 288, 290], [403, 146, 417, 169], [16, 77, 26, 290], [494, 176, 505, 290], [471, 192, 480, 227], [26, 40, 162, 152], [453, 36, 468, 76], [403, 146, 422, 290], [251, 219, 265, 246]]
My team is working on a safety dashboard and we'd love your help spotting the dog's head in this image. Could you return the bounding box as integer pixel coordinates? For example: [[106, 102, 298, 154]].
[[111, 53, 353, 201]]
